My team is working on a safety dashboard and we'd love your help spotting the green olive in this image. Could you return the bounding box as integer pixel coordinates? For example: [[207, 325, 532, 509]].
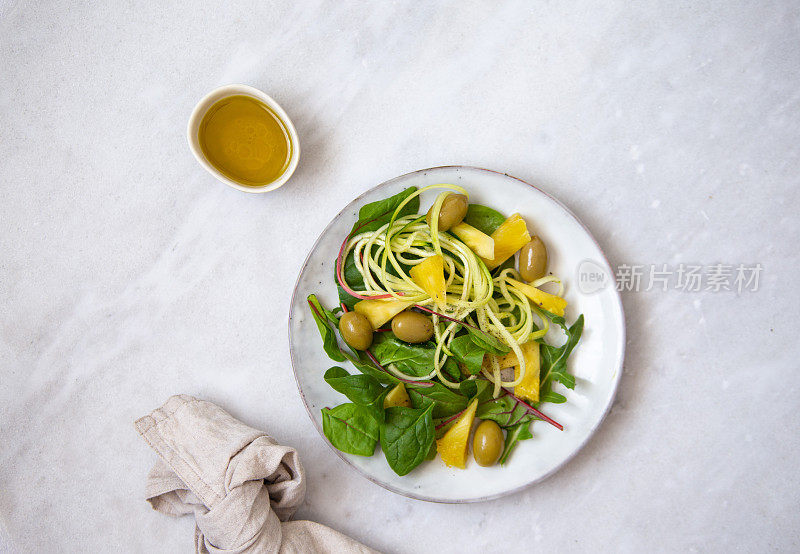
[[472, 420, 504, 467], [518, 236, 548, 281], [338, 311, 373, 351], [391, 311, 434, 343], [426, 193, 468, 232]]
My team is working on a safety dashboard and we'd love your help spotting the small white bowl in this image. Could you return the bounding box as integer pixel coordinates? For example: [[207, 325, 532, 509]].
[[187, 84, 300, 193]]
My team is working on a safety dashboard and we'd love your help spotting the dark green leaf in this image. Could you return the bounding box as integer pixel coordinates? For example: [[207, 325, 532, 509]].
[[463, 204, 506, 235], [336, 249, 365, 310], [465, 326, 510, 355], [499, 422, 533, 465], [341, 349, 400, 386], [380, 405, 435, 476], [308, 294, 346, 362], [352, 187, 419, 234], [539, 390, 567, 404], [442, 357, 462, 381], [476, 395, 534, 428], [370, 333, 437, 378], [407, 381, 469, 418], [322, 403, 380, 456], [459, 379, 493, 401], [540, 314, 584, 392], [424, 440, 438, 460], [324, 367, 385, 406], [449, 334, 487, 374]]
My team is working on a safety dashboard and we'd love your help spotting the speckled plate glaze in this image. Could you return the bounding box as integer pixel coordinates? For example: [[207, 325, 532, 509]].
[[288, 166, 625, 503]]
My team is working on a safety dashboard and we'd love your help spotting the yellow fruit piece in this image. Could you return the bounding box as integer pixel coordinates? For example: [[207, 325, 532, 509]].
[[494, 350, 519, 369], [354, 298, 413, 329], [507, 278, 567, 317], [437, 398, 478, 469], [450, 222, 495, 259], [410, 255, 447, 308], [383, 383, 411, 408], [514, 341, 541, 403], [482, 214, 531, 270]]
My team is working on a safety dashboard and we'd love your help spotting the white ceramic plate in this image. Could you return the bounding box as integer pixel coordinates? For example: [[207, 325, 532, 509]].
[[288, 166, 625, 503]]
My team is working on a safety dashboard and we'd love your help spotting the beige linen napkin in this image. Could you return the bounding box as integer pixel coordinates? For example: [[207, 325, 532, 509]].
[[135, 394, 378, 554]]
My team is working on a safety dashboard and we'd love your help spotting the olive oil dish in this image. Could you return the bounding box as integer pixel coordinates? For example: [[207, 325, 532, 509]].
[[307, 185, 584, 476], [187, 84, 300, 193]]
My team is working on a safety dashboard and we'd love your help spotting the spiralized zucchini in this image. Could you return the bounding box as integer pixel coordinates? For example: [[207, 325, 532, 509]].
[[340, 185, 563, 395]]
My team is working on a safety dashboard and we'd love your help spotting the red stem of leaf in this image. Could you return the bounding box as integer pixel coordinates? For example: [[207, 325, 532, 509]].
[[335, 216, 405, 301], [502, 388, 563, 430]]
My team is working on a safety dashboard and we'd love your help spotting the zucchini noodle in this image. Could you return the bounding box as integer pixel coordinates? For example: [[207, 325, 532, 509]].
[[340, 185, 565, 394]]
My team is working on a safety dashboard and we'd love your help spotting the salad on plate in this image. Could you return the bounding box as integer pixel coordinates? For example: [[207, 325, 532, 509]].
[[307, 184, 583, 476]]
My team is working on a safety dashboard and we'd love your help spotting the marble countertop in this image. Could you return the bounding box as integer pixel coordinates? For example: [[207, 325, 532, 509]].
[[1, 1, 798, 552]]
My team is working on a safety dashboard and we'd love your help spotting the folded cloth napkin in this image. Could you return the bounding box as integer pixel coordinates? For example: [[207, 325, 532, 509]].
[[135, 394, 378, 554]]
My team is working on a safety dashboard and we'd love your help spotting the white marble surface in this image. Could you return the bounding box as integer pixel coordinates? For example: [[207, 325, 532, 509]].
[[1, 1, 798, 552]]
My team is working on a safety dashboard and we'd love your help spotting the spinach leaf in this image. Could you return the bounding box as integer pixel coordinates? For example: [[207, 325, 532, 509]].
[[308, 294, 346, 362], [463, 204, 506, 235], [442, 357, 462, 381], [324, 367, 385, 406], [449, 334, 486, 374], [499, 421, 533, 465], [337, 250, 365, 310], [322, 403, 380, 456], [465, 326, 510, 355], [476, 395, 534, 428], [539, 314, 584, 396], [342, 349, 400, 386], [380, 404, 435, 476], [459, 379, 493, 401], [406, 381, 469, 418], [351, 186, 419, 234], [370, 333, 437, 378]]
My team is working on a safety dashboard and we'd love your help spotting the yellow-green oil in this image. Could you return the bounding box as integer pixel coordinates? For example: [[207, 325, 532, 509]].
[[198, 95, 292, 186]]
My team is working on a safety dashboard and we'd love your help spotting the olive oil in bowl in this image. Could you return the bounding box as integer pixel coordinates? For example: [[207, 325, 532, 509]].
[[197, 94, 294, 188]]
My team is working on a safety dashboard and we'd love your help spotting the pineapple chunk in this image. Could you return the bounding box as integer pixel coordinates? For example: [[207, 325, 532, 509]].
[[482, 214, 531, 270], [495, 350, 519, 369], [451, 222, 495, 259], [514, 341, 541, 403], [410, 255, 447, 308], [383, 383, 411, 408], [507, 278, 567, 316], [437, 398, 478, 469], [354, 298, 413, 329]]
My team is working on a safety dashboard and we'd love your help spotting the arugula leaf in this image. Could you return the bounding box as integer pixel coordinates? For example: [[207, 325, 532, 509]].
[[539, 390, 567, 404], [370, 333, 438, 378], [476, 395, 534, 428], [539, 314, 584, 397], [308, 294, 346, 362], [322, 403, 380, 456], [499, 422, 533, 465], [449, 334, 486, 374], [406, 381, 469, 418], [465, 326, 510, 355], [463, 204, 506, 235], [351, 187, 419, 234], [324, 367, 385, 406], [380, 404, 435, 476], [459, 379, 493, 401]]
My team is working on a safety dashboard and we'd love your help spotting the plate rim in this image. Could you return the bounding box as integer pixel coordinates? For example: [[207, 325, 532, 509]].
[[287, 165, 626, 503]]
